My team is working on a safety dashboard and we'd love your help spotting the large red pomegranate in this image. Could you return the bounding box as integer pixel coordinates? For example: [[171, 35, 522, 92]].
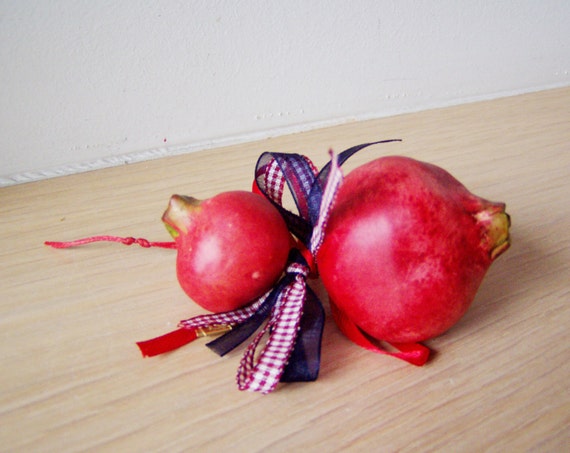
[[162, 191, 291, 312], [317, 156, 510, 343]]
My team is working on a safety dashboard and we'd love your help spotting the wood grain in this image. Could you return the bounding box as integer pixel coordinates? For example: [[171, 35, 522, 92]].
[[1, 88, 568, 452]]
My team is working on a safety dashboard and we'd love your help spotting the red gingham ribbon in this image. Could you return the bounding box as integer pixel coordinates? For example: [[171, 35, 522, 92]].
[[178, 290, 270, 330], [236, 153, 342, 393], [258, 157, 286, 206], [236, 261, 309, 393]]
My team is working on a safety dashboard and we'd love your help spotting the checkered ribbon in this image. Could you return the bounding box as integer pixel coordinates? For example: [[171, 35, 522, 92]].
[[253, 153, 319, 245], [236, 260, 309, 393], [228, 151, 344, 393]]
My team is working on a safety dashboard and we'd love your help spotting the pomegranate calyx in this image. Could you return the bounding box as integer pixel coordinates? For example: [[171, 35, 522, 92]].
[[162, 194, 201, 237], [474, 208, 511, 260]]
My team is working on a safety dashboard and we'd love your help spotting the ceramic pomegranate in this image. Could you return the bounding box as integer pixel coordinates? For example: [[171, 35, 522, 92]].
[[317, 156, 510, 343], [163, 191, 291, 312]]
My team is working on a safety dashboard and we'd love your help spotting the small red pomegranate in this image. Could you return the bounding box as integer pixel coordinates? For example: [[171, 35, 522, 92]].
[[163, 191, 291, 312], [317, 156, 510, 343]]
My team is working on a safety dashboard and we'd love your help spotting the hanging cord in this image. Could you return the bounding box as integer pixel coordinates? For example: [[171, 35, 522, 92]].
[[45, 236, 176, 249]]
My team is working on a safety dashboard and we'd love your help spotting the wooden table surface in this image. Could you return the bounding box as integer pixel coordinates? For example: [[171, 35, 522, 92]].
[[1, 88, 569, 452]]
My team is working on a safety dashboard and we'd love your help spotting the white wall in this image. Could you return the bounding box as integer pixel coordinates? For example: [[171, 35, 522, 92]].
[[1, 1, 569, 185]]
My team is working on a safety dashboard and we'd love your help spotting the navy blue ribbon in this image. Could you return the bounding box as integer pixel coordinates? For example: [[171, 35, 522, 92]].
[[256, 140, 402, 247]]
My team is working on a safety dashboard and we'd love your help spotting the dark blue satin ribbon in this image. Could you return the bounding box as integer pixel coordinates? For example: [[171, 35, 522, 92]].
[[280, 285, 324, 382]]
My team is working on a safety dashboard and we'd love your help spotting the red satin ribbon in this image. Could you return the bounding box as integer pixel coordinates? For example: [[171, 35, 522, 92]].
[[329, 301, 430, 366], [136, 324, 234, 357], [136, 328, 200, 357]]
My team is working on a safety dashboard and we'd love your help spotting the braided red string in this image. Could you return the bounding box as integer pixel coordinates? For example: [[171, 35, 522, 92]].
[[45, 236, 176, 249]]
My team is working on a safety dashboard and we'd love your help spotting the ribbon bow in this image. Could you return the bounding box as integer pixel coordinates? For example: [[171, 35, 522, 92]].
[[137, 139, 430, 394], [137, 144, 348, 393]]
